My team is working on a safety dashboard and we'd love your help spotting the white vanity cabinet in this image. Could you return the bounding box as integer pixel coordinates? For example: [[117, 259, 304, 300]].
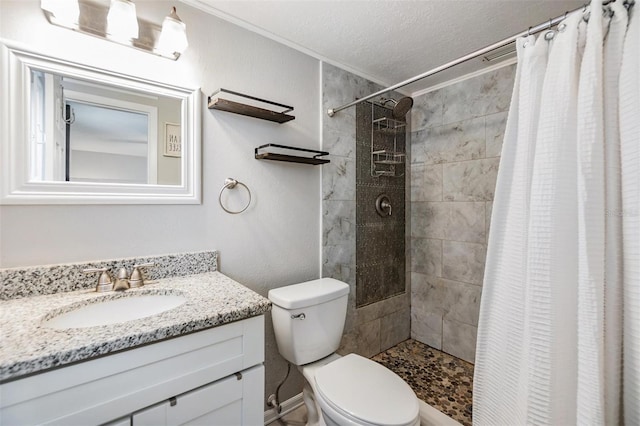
[[132, 365, 263, 425], [0, 315, 265, 425]]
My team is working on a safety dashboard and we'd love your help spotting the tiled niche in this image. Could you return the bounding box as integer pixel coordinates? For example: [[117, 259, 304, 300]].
[[409, 64, 516, 363]]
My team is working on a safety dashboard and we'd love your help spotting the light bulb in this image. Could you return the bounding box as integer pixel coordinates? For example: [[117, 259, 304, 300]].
[[107, 0, 139, 42], [157, 7, 188, 57]]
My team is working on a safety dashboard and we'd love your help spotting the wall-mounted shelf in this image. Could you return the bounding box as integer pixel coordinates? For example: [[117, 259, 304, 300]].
[[255, 144, 330, 165], [208, 89, 295, 124]]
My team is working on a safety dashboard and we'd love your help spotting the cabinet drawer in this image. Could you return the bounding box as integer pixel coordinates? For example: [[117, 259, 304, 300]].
[[133, 365, 264, 426]]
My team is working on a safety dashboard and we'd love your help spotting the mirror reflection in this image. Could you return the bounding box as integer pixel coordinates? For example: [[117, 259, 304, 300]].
[[30, 70, 182, 186]]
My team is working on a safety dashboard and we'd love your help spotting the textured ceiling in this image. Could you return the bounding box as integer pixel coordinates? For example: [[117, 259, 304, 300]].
[[185, 0, 584, 94]]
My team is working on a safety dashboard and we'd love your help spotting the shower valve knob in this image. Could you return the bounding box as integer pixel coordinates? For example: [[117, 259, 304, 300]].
[[375, 194, 393, 217]]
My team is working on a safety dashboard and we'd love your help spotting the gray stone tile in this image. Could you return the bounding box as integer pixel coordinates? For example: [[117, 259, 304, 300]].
[[410, 128, 431, 164], [322, 155, 355, 201], [322, 63, 383, 114], [410, 238, 442, 276], [410, 207, 427, 238], [442, 158, 500, 202], [424, 117, 486, 165], [323, 125, 356, 158], [380, 308, 411, 351], [411, 88, 444, 132], [357, 319, 381, 358], [411, 163, 443, 202], [411, 202, 485, 243], [442, 319, 478, 363], [442, 240, 486, 285], [322, 244, 355, 286], [485, 111, 508, 158], [411, 308, 442, 350], [440, 278, 482, 326], [338, 331, 359, 356], [410, 272, 445, 315], [356, 292, 410, 325], [441, 64, 516, 125], [324, 105, 356, 137], [445, 202, 486, 243], [344, 294, 357, 338], [323, 200, 356, 246]]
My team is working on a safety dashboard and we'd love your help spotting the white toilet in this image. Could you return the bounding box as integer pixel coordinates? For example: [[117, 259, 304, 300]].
[[269, 278, 420, 426]]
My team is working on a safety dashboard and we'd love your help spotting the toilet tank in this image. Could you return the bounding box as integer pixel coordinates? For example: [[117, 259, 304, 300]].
[[268, 278, 349, 365]]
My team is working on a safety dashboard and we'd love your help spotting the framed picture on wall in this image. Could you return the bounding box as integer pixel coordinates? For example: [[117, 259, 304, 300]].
[[164, 122, 181, 157]]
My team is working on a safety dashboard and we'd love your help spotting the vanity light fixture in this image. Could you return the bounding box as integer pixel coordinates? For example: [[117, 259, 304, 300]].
[[40, 0, 188, 60], [106, 0, 139, 42]]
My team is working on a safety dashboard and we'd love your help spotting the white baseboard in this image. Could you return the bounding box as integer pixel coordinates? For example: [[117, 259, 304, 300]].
[[263, 392, 305, 425]]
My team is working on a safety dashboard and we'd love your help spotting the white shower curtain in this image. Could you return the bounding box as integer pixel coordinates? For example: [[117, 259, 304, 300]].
[[474, 0, 639, 424]]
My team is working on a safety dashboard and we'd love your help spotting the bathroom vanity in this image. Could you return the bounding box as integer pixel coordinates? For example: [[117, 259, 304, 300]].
[[0, 266, 271, 425]]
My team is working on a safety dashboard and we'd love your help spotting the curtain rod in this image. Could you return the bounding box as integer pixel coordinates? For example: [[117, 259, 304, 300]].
[[327, 4, 585, 117]]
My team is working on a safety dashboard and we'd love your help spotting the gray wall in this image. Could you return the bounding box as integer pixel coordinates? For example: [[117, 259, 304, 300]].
[[322, 63, 410, 358], [409, 64, 515, 363]]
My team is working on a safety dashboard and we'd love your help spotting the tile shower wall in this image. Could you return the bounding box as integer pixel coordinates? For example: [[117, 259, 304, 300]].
[[322, 63, 410, 358], [409, 64, 515, 363]]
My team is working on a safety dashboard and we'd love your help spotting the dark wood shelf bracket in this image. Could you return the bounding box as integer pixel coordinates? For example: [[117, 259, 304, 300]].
[[255, 144, 330, 165], [208, 88, 295, 124]]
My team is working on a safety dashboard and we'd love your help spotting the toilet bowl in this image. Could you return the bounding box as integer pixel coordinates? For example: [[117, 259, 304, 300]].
[[268, 278, 420, 426], [303, 353, 419, 426]]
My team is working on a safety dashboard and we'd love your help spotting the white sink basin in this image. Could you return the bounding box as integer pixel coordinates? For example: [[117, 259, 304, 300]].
[[45, 294, 187, 329]]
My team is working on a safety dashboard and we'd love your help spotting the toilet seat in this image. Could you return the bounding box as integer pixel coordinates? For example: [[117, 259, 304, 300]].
[[314, 354, 419, 426]]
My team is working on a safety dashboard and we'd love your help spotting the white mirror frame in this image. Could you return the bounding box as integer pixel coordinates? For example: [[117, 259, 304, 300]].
[[0, 41, 201, 204]]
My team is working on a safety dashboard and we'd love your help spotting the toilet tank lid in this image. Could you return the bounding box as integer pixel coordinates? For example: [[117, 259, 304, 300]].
[[268, 278, 349, 309]]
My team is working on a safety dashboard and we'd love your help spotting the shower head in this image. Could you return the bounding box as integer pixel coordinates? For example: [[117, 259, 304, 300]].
[[379, 96, 414, 119]]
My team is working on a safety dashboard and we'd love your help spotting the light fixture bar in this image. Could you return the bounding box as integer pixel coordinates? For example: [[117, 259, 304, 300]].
[[41, 0, 187, 60]]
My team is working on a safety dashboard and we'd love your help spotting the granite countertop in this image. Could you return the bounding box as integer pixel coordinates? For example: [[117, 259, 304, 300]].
[[0, 272, 271, 383]]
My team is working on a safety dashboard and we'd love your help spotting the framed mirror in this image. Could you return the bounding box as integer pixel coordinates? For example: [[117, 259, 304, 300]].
[[1, 42, 201, 204]]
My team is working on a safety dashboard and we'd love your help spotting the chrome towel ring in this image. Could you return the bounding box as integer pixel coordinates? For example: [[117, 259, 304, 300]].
[[218, 178, 251, 214]]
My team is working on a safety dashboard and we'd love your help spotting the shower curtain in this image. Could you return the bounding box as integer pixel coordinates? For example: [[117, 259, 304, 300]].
[[474, 0, 639, 424]]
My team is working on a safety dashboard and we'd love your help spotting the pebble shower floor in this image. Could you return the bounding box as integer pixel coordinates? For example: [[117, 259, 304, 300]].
[[372, 339, 474, 426]]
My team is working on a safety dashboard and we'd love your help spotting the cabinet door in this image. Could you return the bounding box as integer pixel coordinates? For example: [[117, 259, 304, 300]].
[[132, 365, 263, 426]]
